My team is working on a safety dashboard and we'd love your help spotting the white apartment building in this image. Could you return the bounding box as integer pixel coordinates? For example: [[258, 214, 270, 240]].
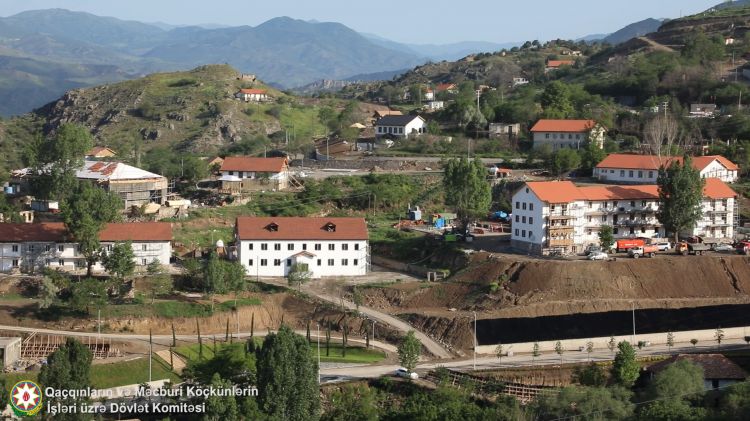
[[595, 154, 739, 184], [236, 217, 368, 278], [0, 222, 172, 273], [530, 119, 606, 150], [511, 179, 737, 255], [219, 156, 290, 192], [375, 115, 427, 139]]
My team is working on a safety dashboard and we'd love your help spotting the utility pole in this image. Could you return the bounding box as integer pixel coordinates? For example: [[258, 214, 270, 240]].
[[98, 309, 101, 338], [473, 311, 477, 371], [149, 329, 153, 382], [631, 302, 636, 345], [317, 323, 321, 384]]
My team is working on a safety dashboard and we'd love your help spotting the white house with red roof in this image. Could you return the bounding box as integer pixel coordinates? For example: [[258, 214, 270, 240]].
[[235, 88, 269, 102], [594, 154, 739, 184], [545, 60, 575, 72], [219, 156, 289, 191], [0, 222, 172, 273], [511, 179, 737, 255], [235, 217, 368, 278], [530, 119, 606, 150]]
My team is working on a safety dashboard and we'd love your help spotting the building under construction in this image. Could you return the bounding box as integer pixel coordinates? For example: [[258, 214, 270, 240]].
[[77, 161, 168, 208]]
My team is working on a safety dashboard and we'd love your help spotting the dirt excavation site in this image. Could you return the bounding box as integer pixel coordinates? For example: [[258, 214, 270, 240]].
[[357, 253, 750, 351]]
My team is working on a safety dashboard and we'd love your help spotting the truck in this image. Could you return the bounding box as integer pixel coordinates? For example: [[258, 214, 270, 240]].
[[675, 241, 710, 256], [628, 245, 659, 258], [737, 241, 750, 255], [616, 239, 645, 253]]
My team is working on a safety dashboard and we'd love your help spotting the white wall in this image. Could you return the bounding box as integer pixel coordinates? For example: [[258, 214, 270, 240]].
[[594, 167, 659, 183], [237, 239, 368, 278], [700, 160, 738, 183], [376, 119, 426, 139], [510, 187, 546, 247]]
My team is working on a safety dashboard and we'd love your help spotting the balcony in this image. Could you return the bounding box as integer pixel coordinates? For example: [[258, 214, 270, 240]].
[[548, 225, 574, 233], [614, 219, 660, 227], [548, 238, 574, 247], [584, 210, 607, 216], [706, 209, 729, 215], [548, 213, 576, 220]]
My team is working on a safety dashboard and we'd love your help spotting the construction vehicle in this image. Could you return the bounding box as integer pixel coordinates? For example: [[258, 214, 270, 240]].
[[737, 241, 750, 255], [616, 239, 645, 253], [675, 241, 710, 256], [629, 245, 659, 258]]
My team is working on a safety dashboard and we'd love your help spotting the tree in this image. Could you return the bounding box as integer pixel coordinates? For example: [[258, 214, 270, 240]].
[[148, 274, 172, 304], [37, 277, 59, 309], [397, 331, 421, 372], [666, 332, 675, 353], [352, 286, 363, 312], [690, 338, 698, 348], [147, 260, 164, 276], [69, 278, 107, 315], [224, 260, 247, 306], [28, 123, 94, 201], [715, 327, 725, 350], [322, 384, 379, 421], [611, 341, 640, 387], [586, 341, 594, 361], [657, 156, 705, 244], [203, 373, 240, 420], [532, 386, 634, 421], [325, 323, 331, 357], [101, 242, 136, 280], [643, 114, 680, 158], [540, 81, 574, 118], [638, 360, 706, 421], [551, 148, 581, 176], [574, 363, 607, 387], [555, 341, 565, 365], [599, 226, 614, 251], [203, 252, 226, 294], [39, 338, 93, 421], [720, 382, 750, 419], [256, 325, 319, 421], [580, 140, 607, 174], [495, 344, 504, 366], [287, 263, 311, 292], [607, 336, 617, 355], [443, 158, 492, 231], [62, 181, 121, 276], [532, 342, 541, 366]]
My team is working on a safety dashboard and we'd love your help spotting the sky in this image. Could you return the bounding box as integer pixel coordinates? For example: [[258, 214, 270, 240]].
[[0, 0, 724, 44]]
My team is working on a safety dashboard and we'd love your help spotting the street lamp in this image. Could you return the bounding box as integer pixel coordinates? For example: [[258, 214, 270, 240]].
[[317, 323, 321, 385], [473, 311, 477, 371], [631, 301, 636, 345]]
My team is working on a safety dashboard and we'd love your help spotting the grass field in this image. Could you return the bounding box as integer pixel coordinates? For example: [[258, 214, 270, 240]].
[[315, 343, 387, 364], [102, 297, 262, 320], [0, 356, 180, 391]]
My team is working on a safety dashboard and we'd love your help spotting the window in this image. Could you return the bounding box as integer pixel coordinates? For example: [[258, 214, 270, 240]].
[[529, 217, 534, 224], [620, 170, 625, 177], [28, 245, 35, 252], [529, 203, 534, 211], [638, 171, 643, 178], [601, 215, 607, 223], [45, 245, 51, 252], [317, 259, 322, 266], [630, 201, 635, 207], [261, 243, 268, 251], [248, 243, 253, 250], [522, 216, 527, 223], [274, 259, 281, 266], [515, 229, 519, 236], [328, 244, 335, 251], [522, 203, 527, 210], [342, 244, 349, 251], [642, 201, 647, 207], [551, 205, 556, 211], [522, 230, 526, 238], [261, 259, 268, 266], [576, 134, 581, 139], [287, 259, 292, 266], [649, 171, 654, 178], [274, 244, 281, 251], [142, 258, 147, 265], [515, 215, 519, 223], [142, 244, 147, 251], [629, 170, 634, 178], [12, 245, 18, 252], [327, 259, 334, 266], [515, 202, 520, 209], [613, 228, 619, 234], [287, 244, 294, 251], [629, 228, 635, 234], [11, 259, 18, 267], [315, 244, 321, 251], [248, 259, 254, 266], [228, 171, 234, 176], [303, 244, 307, 251], [588, 216, 592, 222], [354, 244, 360, 251], [641, 227, 646, 233], [588, 202, 593, 208], [545, 133, 550, 139], [569, 134, 573, 139], [342, 259, 349, 266], [46, 259, 51, 266]]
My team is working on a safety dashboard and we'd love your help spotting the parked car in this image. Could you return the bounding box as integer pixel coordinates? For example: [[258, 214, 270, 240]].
[[713, 243, 734, 252], [737, 240, 750, 255], [395, 368, 419, 380], [588, 251, 608, 261], [652, 241, 671, 251]]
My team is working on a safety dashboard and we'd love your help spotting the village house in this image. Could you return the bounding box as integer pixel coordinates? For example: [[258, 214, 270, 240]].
[[510, 179, 737, 255], [235, 217, 368, 278], [370, 109, 402, 126], [689, 104, 718, 118], [545, 60, 575, 72], [647, 354, 747, 390], [85, 146, 116, 159], [489, 122, 521, 138], [425, 101, 445, 111], [594, 154, 739, 184], [219, 156, 289, 192], [0, 222, 172, 273], [235, 88, 269, 102], [530, 119, 605, 149], [375, 115, 427, 139], [435, 83, 458, 94], [512, 77, 529, 87]]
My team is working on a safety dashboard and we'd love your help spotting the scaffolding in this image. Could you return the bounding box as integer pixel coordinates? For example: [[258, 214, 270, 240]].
[[20, 333, 121, 360]]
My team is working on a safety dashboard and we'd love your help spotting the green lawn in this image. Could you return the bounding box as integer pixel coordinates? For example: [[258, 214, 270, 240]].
[[0, 356, 180, 391], [102, 297, 262, 320], [316, 343, 387, 364]]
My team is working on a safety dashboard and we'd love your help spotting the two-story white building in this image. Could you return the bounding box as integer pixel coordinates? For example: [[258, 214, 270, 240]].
[[530, 119, 606, 150], [594, 154, 739, 184], [235, 89, 269, 102], [0, 222, 172, 273], [510, 179, 737, 255], [219, 157, 289, 192], [375, 115, 427, 139], [235, 217, 368, 278]]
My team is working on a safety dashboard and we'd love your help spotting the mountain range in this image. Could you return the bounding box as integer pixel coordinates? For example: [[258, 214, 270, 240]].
[[0, 8, 688, 116]]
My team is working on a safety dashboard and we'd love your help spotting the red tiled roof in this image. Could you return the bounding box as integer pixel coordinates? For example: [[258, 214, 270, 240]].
[[436, 83, 457, 92], [236, 217, 368, 240], [99, 222, 172, 242], [525, 181, 582, 203], [648, 354, 747, 380], [219, 157, 287, 173], [596, 154, 739, 172], [530, 119, 599, 133], [580, 185, 659, 201], [0, 223, 172, 242], [86, 146, 116, 157], [546, 60, 575, 68], [239, 89, 267, 95], [703, 178, 736, 199]]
